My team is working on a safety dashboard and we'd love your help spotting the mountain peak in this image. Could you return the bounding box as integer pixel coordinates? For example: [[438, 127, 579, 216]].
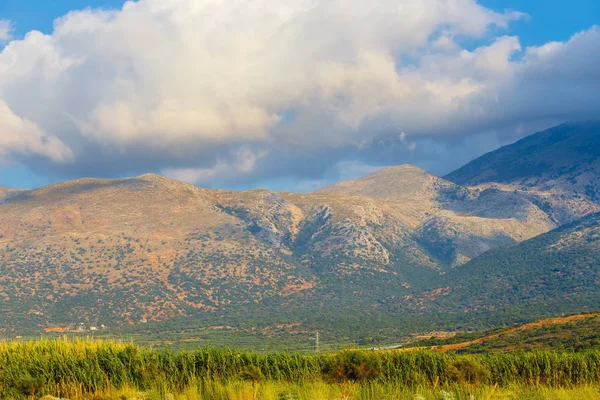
[[444, 121, 600, 223], [373, 164, 429, 175], [315, 164, 453, 200], [367, 164, 433, 178], [135, 173, 168, 181], [445, 121, 600, 187]]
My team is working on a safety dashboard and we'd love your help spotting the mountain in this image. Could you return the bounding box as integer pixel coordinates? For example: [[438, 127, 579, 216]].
[[0, 167, 554, 330], [416, 212, 600, 323], [445, 121, 600, 223], [313, 165, 553, 265], [0, 175, 326, 327], [0, 187, 25, 202], [2, 121, 599, 336]]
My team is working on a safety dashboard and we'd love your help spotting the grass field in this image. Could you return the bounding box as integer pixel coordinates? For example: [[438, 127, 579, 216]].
[[45, 382, 600, 400], [2, 339, 600, 399]]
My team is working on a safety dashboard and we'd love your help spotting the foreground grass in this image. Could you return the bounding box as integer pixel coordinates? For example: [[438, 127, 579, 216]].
[[64, 382, 600, 400], [2, 339, 600, 399]]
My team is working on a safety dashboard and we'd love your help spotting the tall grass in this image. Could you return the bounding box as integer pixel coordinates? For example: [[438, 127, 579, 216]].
[[1, 338, 600, 399]]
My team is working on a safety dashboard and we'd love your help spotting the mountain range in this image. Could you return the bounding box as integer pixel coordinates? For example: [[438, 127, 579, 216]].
[[1, 121, 599, 338]]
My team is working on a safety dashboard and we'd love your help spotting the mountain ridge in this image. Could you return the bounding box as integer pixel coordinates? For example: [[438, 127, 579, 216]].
[[445, 120, 600, 223], [1, 121, 600, 338], [415, 211, 600, 323], [0, 162, 558, 328]]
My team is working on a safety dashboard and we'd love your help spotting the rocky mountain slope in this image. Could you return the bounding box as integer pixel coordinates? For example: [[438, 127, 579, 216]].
[[0, 175, 318, 327], [446, 121, 600, 223], [314, 165, 553, 266], [0, 167, 555, 329], [0, 187, 25, 203], [1, 121, 599, 333]]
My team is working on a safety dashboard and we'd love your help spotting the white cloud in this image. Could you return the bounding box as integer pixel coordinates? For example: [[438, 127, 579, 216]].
[[0, 1, 597, 186], [399, 132, 416, 152], [0, 20, 13, 42], [162, 148, 267, 185], [0, 100, 73, 163]]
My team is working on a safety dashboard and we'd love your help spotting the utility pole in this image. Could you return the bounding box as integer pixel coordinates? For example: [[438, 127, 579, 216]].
[[315, 330, 320, 353]]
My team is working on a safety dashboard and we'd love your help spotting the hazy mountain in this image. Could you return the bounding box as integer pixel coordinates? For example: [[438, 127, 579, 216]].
[[446, 121, 600, 223]]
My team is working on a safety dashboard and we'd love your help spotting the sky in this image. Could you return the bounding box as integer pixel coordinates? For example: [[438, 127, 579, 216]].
[[0, 0, 598, 191]]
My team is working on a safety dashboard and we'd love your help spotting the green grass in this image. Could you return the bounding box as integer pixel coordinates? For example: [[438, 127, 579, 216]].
[[3, 339, 600, 399], [39, 382, 600, 400]]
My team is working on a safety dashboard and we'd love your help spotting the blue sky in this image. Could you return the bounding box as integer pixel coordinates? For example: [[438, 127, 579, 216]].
[[2, 0, 596, 44], [480, 0, 599, 45], [0, 0, 598, 191], [0, 1, 125, 36]]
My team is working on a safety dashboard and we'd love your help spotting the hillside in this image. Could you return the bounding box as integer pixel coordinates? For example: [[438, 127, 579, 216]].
[[0, 187, 25, 202], [313, 165, 553, 265], [0, 167, 555, 331], [0, 174, 317, 327], [414, 212, 600, 323], [2, 122, 600, 336], [446, 121, 600, 223], [410, 313, 600, 353]]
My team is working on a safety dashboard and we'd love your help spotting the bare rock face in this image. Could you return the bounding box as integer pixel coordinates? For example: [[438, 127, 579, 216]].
[[215, 188, 304, 249], [315, 164, 554, 266]]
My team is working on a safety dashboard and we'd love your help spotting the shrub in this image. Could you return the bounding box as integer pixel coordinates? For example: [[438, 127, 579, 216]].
[[447, 358, 490, 386], [323, 350, 381, 383]]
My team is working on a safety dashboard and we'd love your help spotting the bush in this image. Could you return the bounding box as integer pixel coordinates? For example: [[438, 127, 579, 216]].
[[447, 358, 490, 386], [2, 375, 48, 399], [323, 350, 381, 383]]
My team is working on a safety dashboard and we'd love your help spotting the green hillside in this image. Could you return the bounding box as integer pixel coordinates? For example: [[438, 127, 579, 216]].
[[421, 212, 600, 323], [410, 313, 600, 353]]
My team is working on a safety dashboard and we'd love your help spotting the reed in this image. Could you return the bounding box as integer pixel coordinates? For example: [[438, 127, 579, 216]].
[[1, 338, 600, 399]]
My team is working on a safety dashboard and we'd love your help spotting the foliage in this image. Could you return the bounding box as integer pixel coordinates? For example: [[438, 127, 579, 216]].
[[446, 358, 490, 385], [2, 339, 600, 399], [322, 351, 381, 383], [425, 212, 600, 326], [412, 314, 600, 353]]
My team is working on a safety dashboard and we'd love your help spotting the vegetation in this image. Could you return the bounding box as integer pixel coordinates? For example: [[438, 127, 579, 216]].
[[3, 339, 600, 399], [411, 314, 600, 353], [418, 212, 600, 326]]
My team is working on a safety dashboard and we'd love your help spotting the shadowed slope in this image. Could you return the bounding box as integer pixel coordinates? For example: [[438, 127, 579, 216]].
[[446, 121, 600, 223]]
